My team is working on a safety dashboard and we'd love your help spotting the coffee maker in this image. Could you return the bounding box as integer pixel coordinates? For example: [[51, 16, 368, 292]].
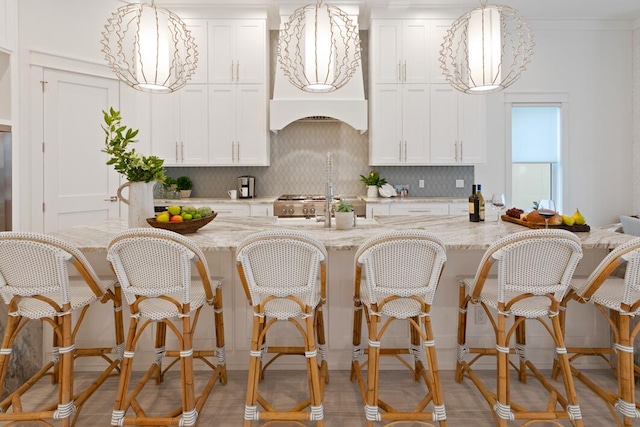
[[237, 176, 255, 198]]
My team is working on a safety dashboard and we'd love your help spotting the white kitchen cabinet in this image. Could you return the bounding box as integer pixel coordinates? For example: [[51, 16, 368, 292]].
[[430, 84, 485, 164], [0, 0, 15, 52], [209, 84, 268, 166], [210, 203, 250, 217], [250, 203, 274, 217], [370, 20, 430, 84], [366, 202, 390, 219], [429, 20, 453, 84], [208, 20, 266, 85], [149, 85, 209, 165], [369, 84, 429, 165], [448, 202, 469, 216], [389, 202, 449, 216]]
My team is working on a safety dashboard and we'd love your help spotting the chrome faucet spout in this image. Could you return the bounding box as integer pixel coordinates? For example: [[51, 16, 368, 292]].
[[324, 153, 333, 227]]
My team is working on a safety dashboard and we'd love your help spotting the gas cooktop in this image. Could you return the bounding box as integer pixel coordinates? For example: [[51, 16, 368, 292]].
[[274, 194, 365, 218]]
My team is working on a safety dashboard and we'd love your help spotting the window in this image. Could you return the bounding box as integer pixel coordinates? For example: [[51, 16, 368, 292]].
[[510, 104, 562, 211]]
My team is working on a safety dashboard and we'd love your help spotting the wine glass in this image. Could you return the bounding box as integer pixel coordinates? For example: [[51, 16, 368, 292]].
[[537, 199, 556, 229], [491, 193, 506, 222]]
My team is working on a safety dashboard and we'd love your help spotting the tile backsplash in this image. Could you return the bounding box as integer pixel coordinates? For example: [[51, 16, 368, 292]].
[[164, 120, 473, 198], [163, 29, 473, 199]]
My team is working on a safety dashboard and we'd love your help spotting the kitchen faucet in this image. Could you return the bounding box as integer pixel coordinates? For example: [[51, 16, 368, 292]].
[[317, 152, 333, 227]]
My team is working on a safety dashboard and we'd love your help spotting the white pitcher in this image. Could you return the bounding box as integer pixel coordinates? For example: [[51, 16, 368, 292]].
[[117, 181, 156, 228]]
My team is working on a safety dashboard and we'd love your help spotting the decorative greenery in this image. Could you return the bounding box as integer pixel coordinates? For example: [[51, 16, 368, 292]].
[[359, 170, 387, 187], [163, 177, 177, 189], [336, 199, 354, 213], [177, 176, 193, 191], [101, 107, 166, 183]]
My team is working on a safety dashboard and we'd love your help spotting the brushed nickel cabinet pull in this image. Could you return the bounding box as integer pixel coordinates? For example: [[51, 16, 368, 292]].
[[104, 196, 118, 202], [181, 142, 184, 162], [403, 60, 407, 81], [404, 141, 407, 162], [454, 141, 458, 162], [175, 141, 179, 162], [398, 61, 401, 82], [399, 141, 402, 161], [237, 142, 240, 162], [460, 140, 463, 162]]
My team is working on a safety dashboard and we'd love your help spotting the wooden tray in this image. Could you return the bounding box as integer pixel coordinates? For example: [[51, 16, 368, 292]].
[[146, 212, 217, 234], [501, 215, 591, 232]]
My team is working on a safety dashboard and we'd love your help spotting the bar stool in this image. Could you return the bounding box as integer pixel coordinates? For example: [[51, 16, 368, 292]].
[[0, 231, 124, 426], [456, 229, 584, 426], [554, 236, 640, 426], [107, 228, 226, 427], [350, 230, 448, 426], [236, 230, 328, 426]]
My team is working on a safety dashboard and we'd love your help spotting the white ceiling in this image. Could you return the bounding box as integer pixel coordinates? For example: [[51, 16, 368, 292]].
[[157, 0, 640, 21]]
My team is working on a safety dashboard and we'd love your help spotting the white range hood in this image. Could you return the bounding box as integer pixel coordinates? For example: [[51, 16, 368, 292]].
[[269, 5, 368, 134]]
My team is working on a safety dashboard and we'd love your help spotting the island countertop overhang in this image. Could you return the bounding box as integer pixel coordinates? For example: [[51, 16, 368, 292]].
[[49, 215, 634, 253]]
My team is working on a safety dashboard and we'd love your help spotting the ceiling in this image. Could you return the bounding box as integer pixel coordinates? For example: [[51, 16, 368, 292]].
[[156, 0, 640, 21]]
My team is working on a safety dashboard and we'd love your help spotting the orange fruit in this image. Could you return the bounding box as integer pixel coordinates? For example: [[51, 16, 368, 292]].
[[169, 215, 183, 222]]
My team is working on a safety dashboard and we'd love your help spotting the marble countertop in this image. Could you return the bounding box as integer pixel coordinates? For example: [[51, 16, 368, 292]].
[[50, 215, 633, 253], [156, 196, 467, 205], [361, 196, 467, 204]]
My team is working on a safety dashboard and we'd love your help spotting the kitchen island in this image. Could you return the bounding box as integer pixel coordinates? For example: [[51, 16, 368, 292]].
[[50, 215, 633, 371]]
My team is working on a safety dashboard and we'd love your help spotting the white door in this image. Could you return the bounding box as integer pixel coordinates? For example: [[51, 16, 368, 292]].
[[43, 69, 120, 232]]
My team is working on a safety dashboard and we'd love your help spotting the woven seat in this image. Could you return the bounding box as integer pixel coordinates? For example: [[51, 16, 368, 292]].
[[0, 232, 124, 426], [350, 230, 448, 426], [236, 230, 328, 426], [456, 229, 584, 426], [107, 228, 226, 427], [554, 236, 640, 426]]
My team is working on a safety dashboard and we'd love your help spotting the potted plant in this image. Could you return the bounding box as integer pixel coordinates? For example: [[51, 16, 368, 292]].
[[176, 176, 193, 198], [102, 107, 166, 227], [334, 199, 355, 230], [359, 170, 387, 198]]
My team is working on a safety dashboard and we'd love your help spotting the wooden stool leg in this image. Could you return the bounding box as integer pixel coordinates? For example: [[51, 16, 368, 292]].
[[179, 312, 197, 425], [515, 317, 527, 383], [365, 313, 381, 427], [551, 314, 584, 426], [455, 282, 469, 382], [304, 312, 324, 426], [411, 315, 422, 381], [315, 303, 329, 385], [244, 312, 263, 427], [350, 300, 364, 382], [0, 314, 21, 397], [154, 321, 167, 384], [616, 313, 636, 426], [495, 309, 510, 427], [422, 313, 447, 426], [213, 286, 227, 384], [57, 310, 74, 427], [111, 315, 140, 426]]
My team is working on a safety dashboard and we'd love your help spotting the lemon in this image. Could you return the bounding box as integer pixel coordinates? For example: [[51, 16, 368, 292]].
[[156, 212, 170, 223], [561, 215, 575, 226]]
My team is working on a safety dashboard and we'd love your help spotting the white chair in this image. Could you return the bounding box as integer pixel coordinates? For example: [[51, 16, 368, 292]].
[[350, 230, 448, 426], [0, 232, 124, 426], [556, 236, 640, 426], [620, 215, 640, 237], [456, 229, 584, 426], [236, 230, 328, 426], [107, 228, 226, 427]]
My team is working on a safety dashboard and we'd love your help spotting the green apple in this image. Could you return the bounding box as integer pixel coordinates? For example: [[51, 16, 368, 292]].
[[167, 205, 181, 216], [182, 213, 193, 221]]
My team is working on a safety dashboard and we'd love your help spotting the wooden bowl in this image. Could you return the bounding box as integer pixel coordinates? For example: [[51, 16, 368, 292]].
[[146, 212, 217, 234]]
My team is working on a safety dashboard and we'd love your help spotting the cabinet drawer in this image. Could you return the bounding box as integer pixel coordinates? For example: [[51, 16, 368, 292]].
[[250, 204, 273, 217], [448, 202, 469, 216], [210, 204, 250, 217], [390, 203, 449, 216], [366, 203, 390, 219]]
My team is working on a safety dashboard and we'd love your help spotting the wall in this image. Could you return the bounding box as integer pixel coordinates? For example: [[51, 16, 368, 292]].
[[634, 25, 640, 216]]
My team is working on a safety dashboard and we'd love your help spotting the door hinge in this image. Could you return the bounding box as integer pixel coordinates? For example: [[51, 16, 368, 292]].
[[40, 80, 48, 92]]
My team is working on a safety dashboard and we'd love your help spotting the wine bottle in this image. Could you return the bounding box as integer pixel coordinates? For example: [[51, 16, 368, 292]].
[[469, 185, 480, 222], [477, 184, 485, 221]]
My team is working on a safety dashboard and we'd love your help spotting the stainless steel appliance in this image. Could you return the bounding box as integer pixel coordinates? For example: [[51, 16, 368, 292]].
[[237, 176, 255, 198], [0, 125, 11, 231], [274, 194, 365, 218]]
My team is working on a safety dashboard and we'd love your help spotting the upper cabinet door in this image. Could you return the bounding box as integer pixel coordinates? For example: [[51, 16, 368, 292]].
[[183, 19, 208, 85], [401, 21, 429, 84], [429, 21, 453, 84], [0, 0, 15, 51], [208, 20, 266, 84], [370, 20, 429, 85], [370, 20, 402, 84]]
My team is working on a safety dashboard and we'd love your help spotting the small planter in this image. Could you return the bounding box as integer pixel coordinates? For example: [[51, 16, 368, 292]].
[[335, 211, 355, 230], [367, 185, 379, 198], [179, 190, 192, 198]]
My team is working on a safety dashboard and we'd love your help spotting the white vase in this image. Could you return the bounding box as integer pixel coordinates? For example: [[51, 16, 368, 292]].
[[180, 189, 192, 198], [117, 181, 156, 228], [367, 185, 379, 198], [335, 211, 355, 230]]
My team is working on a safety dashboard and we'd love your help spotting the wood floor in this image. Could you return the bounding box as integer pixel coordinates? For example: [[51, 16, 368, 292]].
[[8, 367, 631, 426]]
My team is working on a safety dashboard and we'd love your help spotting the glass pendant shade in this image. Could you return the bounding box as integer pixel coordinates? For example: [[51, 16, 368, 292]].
[[101, 2, 198, 93], [440, 2, 534, 94], [278, 0, 361, 93]]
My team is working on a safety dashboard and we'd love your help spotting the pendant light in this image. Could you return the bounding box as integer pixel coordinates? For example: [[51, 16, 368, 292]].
[[440, 0, 535, 94], [278, 0, 361, 93], [101, 2, 198, 93]]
